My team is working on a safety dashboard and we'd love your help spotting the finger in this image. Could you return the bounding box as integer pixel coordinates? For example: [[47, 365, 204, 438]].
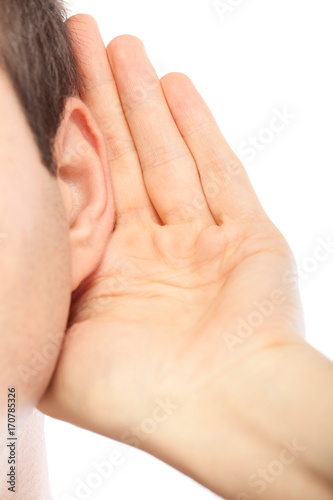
[[66, 14, 159, 225], [161, 73, 267, 223], [107, 36, 215, 225]]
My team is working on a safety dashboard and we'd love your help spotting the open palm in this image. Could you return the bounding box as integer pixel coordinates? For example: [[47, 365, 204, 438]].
[[40, 15, 304, 444]]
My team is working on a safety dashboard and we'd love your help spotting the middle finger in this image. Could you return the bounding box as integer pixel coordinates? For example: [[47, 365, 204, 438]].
[[108, 35, 215, 226]]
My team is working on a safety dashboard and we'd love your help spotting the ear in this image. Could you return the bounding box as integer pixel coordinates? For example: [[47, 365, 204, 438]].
[[54, 97, 115, 291]]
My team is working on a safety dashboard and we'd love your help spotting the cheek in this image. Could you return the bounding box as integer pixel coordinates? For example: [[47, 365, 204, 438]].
[[0, 71, 73, 403], [0, 159, 71, 297], [0, 164, 72, 402]]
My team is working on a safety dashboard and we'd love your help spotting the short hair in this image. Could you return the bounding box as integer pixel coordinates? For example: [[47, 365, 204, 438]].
[[0, 0, 80, 175]]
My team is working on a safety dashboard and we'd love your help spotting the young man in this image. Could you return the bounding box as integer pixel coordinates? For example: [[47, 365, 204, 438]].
[[1, 2, 333, 499]]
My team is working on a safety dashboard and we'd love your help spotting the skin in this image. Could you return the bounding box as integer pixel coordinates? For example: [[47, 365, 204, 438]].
[[0, 68, 70, 413], [0, 11, 332, 500], [37, 15, 333, 500], [0, 63, 114, 497]]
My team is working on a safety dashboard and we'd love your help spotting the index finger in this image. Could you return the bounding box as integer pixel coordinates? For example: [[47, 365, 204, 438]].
[[66, 14, 158, 224]]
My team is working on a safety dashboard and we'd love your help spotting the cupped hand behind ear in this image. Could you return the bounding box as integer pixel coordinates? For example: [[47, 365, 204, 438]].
[[38, 14, 307, 490]]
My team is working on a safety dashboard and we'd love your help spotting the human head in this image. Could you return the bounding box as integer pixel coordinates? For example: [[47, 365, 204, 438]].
[[0, 0, 114, 410]]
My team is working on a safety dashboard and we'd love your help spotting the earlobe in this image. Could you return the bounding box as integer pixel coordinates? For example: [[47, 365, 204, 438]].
[[54, 97, 115, 291]]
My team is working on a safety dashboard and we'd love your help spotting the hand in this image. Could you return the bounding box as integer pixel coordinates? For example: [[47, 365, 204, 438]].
[[39, 15, 333, 500], [40, 16, 333, 500], [39, 13, 303, 437]]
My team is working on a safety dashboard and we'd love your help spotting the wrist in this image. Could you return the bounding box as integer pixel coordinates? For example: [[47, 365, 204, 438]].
[[137, 340, 333, 499]]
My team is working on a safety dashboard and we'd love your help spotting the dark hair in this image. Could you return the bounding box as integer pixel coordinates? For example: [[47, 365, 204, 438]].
[[0, 0, 80, 175]]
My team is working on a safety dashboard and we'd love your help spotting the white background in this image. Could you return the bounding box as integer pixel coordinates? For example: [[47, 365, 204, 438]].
[[45, 1, 333, 499]]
